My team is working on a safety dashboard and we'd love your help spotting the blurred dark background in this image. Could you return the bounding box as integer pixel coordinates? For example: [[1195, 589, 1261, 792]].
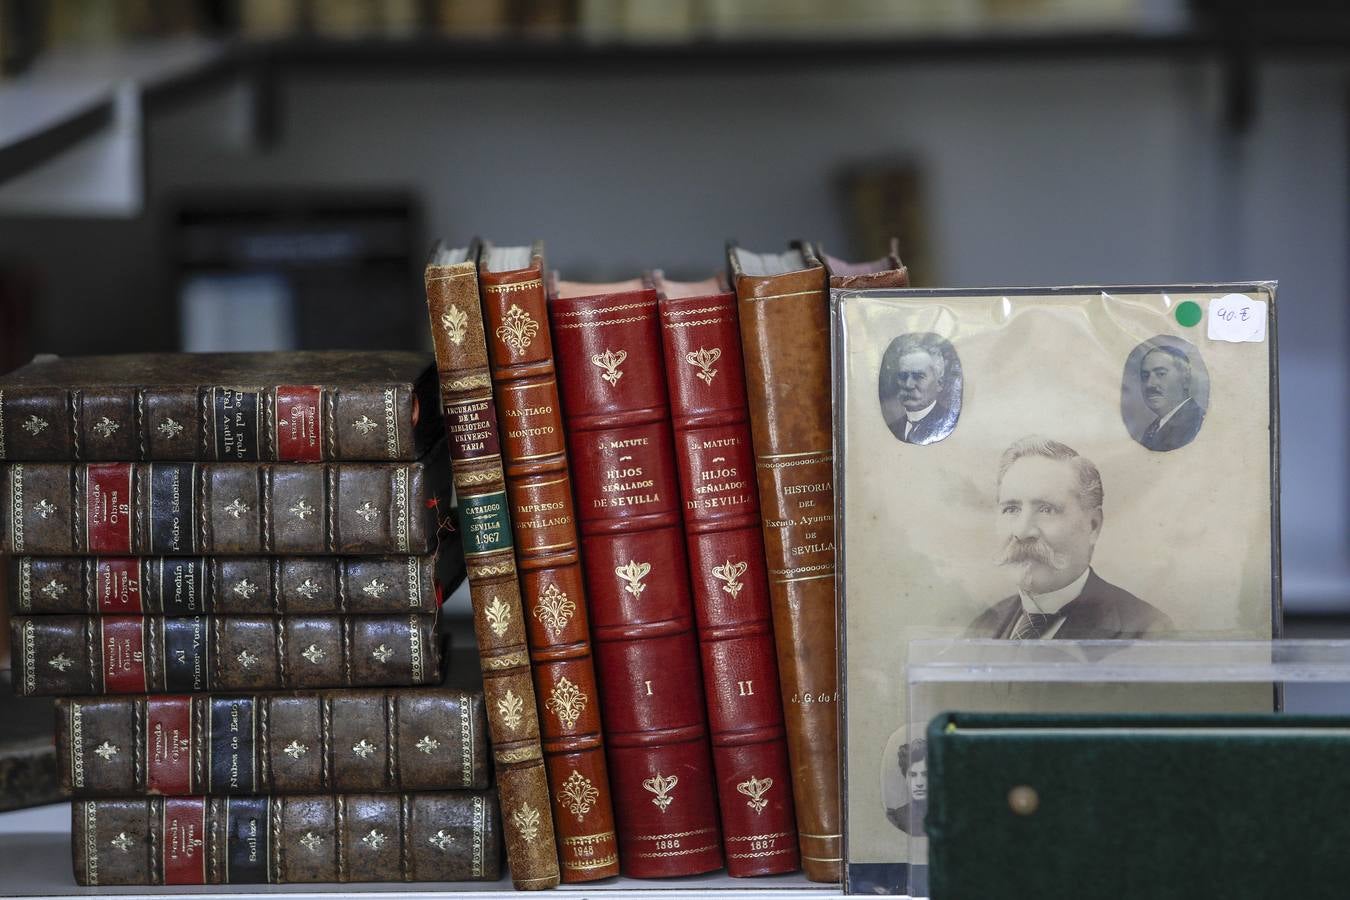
[[0, 0, 1346, 617]]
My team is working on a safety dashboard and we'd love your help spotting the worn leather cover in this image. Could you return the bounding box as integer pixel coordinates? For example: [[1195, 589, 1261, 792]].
[[12, 614, 441, 696], [927, 712, 1350, 900], [728, 241, 908, 883], [425, 246, 561, 890], [55, 689, 488, 796], [71, 789, 501, 884], [0, 351, 441, 462], [549, 281, 723, 878], [0, 456, 442, 556], [479, 242, 619, 882], [8, 553, 439, 615], [655, 277, 800, 877]]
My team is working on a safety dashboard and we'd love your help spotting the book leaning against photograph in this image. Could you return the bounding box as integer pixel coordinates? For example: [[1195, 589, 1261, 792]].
[[833, 285, 1280, 894]]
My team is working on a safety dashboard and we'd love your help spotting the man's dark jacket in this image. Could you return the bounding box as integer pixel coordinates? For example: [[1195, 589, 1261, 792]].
[[966, 570, 1173, 639], [1142, 397, 1205, 451], [887, 397, 956, 445]]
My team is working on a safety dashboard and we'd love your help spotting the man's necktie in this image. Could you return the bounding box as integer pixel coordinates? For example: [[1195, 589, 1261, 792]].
[[1010, 610, 1057, 641], [1143, 418, 1162, 443]]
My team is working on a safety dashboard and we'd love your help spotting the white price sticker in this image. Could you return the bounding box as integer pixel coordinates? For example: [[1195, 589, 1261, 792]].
[[1207, 293, 1267, 343]]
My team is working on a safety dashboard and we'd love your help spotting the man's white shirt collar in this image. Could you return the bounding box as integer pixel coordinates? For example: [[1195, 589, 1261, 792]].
[[1020, 566, 1092, 616], [1154, 396, 1193, 431], [905, 400, 937, 427]]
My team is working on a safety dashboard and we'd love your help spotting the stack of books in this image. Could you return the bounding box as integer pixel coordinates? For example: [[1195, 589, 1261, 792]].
[[0, 352, 503, 885]]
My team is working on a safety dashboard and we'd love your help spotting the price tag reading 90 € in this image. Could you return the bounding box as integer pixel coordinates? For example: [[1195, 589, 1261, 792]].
[[1207, 293, 1267, 343]]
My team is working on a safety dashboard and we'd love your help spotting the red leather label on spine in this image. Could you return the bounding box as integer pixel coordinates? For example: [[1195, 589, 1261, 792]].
[[162, 797, 207, 884], [86, 464, 133, 553], [497, 380, 566, 462], [569, 421, 679, 522], [97, 558, 143, 613], [445, 395, 502, 461], [100, 616, 146, 693], [146, 696, 194, 794], [275, 385, 323, 461]]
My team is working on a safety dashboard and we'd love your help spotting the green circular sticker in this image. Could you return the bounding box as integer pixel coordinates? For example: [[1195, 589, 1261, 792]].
[[1175, 300, 1203, 327]]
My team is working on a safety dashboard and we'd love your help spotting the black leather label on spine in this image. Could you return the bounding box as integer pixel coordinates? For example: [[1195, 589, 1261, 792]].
[[150, 463, 198, 553], [162, 616, 208, 691], [211, 697, 256, 793], [213, 389, 262, 461], [226, 796, 269, 884], [158, 558, 207, 615]]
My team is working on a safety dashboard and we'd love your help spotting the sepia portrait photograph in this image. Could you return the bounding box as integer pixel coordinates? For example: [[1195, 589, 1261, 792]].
[[834, 286, 1277, 891], [878, 332, 963, 445], [1121, 335, 1211, 452]]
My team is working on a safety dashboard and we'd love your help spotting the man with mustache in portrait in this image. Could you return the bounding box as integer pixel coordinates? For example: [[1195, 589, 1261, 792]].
[[880, 333, 956, 445], [1138, 343, 1205, 451], [966, 436, 1173, 640]]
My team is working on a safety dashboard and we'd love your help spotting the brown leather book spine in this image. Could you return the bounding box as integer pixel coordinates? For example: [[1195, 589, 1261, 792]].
[[12, 614, 440, 696], [729, 244, 841, 882], [478, 243, 619, 882], [0, 460, 439, 556], [54, 690, 490, 797], [9, 555, 439, 615], [0, 370, 439, 461], [425, 249, 561, 891], [71, 790, 502, 884]]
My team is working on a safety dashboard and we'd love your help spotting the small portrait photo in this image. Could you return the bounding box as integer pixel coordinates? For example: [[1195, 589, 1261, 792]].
[[966, 435, 1174, 640], [1121, 335, 1210, 452], [880, 729, 928, 836], [878, 332, 962, 445]]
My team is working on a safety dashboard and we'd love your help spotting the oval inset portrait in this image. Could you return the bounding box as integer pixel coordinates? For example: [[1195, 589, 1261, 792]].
[[1121, 335, 1210, 452], [878, 332, 962, 445]]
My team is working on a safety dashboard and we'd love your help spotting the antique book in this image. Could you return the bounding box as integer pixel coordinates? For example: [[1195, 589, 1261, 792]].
[[654, 274, 799, 876], [424, 244, 561, 891], [0, 351, 442, 462], [0, 457, 442, 556], [727, 241, 908, 884], [834, 284, 1278, 893], [71, 790, 501, 884], [926, 712, 1338, 900], [549, 277, 723, 878], [9, 554, 439, 615], [55, 689, 488, 797], [12, 613, 441, 696], [479, 241, 619, 882]]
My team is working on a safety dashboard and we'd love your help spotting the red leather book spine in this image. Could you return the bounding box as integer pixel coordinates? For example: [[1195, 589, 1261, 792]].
[[479, 247, 619, 882], [657, 287, 800, 876], [549, 286, 723, 878]]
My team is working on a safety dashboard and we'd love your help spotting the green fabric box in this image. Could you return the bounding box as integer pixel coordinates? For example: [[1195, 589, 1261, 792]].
[[926, 711, 1350, 899]]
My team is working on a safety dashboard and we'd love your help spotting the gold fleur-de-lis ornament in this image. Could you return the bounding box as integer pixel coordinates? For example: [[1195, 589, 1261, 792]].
[[712, 559, 749, 598], [591, 348, 628, 387], [643, 773, 679, 812], [736, 775, 774, 814], [614, 560, 651, 598], [685, 346, 722, 385], [441, 305, 469, 346]]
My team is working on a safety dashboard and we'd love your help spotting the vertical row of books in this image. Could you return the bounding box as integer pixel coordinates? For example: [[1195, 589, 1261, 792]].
[[0, 353, 508, 886], [422, 240, 907, 885]]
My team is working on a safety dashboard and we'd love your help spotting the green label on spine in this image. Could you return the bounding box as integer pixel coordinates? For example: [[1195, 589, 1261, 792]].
[[457, 490, 513, 557]]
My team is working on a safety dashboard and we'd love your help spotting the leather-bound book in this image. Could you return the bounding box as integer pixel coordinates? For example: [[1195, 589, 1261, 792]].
[[548, 277, 723, 878], [9, 554, 439, 615], [727, 241, 907, 883], [479, 242, 619, 882], [0, 457, 443, 556], [653, 273, 799, 876], [71, 790, 501, 884], [55, 689, 489, 796], [0, 351, 441, 462], [12, 613, 440, 696], [424, 244, 560, 891]]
